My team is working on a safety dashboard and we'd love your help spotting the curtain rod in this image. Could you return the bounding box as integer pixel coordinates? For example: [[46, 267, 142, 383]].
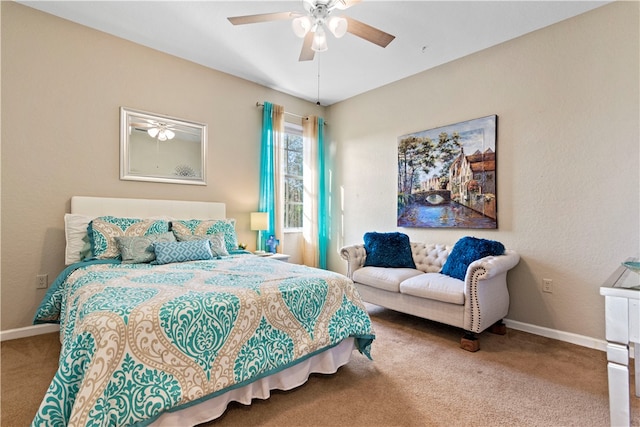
[[255, 102, 327, 125]]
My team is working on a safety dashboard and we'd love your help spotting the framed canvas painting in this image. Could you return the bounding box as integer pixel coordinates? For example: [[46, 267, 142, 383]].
[[397, 115, 498, 229]]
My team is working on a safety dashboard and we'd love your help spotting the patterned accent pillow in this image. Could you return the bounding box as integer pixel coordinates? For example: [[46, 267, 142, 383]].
[[152, 239, 213, 265], [116, 232, 176, 264], [88, 216, 171, 259], [171, 219, 238, 252], [174, 232, 229, 257], [441, 236, 505, 280]]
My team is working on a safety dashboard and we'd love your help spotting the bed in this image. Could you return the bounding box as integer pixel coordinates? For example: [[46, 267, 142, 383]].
[[32, 196, 374, 427]]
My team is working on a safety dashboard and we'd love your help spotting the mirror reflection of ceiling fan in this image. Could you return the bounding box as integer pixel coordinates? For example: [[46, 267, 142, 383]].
[[227, 0, 395, 61], [130, 121, 177, 141], [130, 120, 202, 142]]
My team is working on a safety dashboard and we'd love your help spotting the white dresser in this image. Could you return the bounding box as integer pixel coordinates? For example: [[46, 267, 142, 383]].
[[600, 260, 639, 427]]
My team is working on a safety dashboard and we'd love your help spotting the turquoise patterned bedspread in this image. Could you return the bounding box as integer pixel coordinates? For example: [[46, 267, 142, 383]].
[[32, 255, 374, 426]]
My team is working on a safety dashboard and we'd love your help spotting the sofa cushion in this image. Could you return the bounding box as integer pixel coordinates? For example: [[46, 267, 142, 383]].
[[399, 273, 465, 305], [363, 232, 416, 269], [441, 236, 505, 281], [353, 266, 423, 292]]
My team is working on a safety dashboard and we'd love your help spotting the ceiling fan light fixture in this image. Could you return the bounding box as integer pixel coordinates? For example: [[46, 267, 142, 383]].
[[292, 15, 312, 37], [311, 26, 328, 52], [327, 16, 347, 38], [302, 0, 316, 13], [164, 129, 175, 140], [147, 124, 176, 141]]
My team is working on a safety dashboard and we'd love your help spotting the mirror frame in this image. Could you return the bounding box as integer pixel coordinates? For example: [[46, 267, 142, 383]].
[[120, 107, 207, 185]]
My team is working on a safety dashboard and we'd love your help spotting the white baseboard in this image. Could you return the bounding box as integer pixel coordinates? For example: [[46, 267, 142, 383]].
[[504, 318, 636, 358], [0, 320, 634, 359], [0, 324, 60, 342]]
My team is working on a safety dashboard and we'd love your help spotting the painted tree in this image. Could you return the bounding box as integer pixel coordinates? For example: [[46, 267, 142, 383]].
[[398, 130, 463, 213]]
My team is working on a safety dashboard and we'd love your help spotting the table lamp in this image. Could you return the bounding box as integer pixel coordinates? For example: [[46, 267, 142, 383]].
[[250, 212, 269, 253]]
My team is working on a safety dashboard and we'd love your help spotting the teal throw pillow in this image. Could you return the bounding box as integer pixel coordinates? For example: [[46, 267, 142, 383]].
[[171, 219, 238, 252], [363, 232, 416, 269], [88, 216, 170, 259], [152, 239, 213, 265], [441, 236, 505, 281]]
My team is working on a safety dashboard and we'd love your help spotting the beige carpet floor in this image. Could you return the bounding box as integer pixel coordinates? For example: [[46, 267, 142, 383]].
[[2, 304, 638, 426]]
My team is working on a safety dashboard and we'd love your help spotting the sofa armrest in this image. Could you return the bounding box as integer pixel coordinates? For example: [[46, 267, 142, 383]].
[[339, 244, 367, 279], [463, 250, 520, 333], [465, 250, 520, 281]]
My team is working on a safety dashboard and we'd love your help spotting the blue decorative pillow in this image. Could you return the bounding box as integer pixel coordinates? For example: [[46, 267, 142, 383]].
[[171, 219, 238, 252], [152, 239, 213, 265], [363, 232, 416, 269], [441, 236, 505, 280], [88, 216, 171, 259], [174, 232, 229, 257]]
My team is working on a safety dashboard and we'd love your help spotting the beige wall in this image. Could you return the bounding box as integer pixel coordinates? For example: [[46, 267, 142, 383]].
[[0, 2, 323, 330], [2, 1, 638, 344], [327, 1, 639, 341]]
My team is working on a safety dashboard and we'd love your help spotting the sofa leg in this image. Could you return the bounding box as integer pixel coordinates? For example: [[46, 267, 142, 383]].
[[489, 320, 507, 335], [460, 332, 480, 352]]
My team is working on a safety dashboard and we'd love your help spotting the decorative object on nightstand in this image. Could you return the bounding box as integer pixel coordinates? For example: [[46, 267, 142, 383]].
[[250, 212, 268, 252], [265, 235, 280, 253]]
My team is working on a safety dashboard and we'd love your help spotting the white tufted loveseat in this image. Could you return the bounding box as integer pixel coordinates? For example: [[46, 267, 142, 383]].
[[339, 242, 520, 351]]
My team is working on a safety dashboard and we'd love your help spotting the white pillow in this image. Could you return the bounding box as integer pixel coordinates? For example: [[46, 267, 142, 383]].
[[64, 213, 93, 265], [64, 213, 178, 265]]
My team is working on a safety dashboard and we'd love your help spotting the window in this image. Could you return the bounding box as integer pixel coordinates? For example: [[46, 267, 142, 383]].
[[283, 124, 303, 229]]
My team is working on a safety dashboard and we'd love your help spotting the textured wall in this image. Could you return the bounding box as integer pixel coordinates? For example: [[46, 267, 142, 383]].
[[1, 2, 322, 330], [327, 2, 639, 341], [2, 2, 639, 343]]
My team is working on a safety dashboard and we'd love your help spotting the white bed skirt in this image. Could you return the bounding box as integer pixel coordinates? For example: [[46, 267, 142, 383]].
[[151, 338, 357, 426]]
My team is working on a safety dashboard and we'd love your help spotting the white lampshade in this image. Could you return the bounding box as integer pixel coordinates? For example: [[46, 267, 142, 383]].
[[327, 16, 347, 38], [292, 16, 312, 38], [250, 212, 269, 231], [147, 128, 159, 138], [311, 27, 328, 52]]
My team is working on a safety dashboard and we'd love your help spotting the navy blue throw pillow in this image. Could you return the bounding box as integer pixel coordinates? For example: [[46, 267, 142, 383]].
[[363, 232, 416, 269], [441, 236, 505, 281]]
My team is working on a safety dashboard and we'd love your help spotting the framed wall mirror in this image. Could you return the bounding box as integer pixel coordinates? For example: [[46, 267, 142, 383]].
[[120, 107, 207, 185]]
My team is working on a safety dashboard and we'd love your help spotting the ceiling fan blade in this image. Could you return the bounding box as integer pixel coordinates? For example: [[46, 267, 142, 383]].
[[335, 0, 362, 10], [344, 16, 395, 48], [299, 32, 315, 61], [227, 12, 297, 25]]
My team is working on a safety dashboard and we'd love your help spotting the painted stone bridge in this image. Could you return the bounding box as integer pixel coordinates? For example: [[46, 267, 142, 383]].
[[413, 190, 451, 205]]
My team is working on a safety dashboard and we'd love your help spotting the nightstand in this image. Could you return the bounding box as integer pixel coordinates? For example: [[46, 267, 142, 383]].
[[265, 253, 290, 262]]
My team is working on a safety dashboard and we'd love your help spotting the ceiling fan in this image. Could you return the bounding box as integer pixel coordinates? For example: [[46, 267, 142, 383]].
[[227, 0, 395, 61], [130, 120, 200, 141], [130, 120, 177, 141]]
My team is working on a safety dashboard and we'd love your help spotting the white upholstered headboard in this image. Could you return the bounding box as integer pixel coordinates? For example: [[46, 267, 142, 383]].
[[65, 197, 227, 265], [71, 196, 226, 219]]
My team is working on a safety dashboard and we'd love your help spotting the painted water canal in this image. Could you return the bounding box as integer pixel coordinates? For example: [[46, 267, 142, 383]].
[[398, 201, 496, 228]]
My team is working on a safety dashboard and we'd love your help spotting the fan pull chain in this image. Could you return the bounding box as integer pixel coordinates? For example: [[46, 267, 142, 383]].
[[316, 56, 321, 106]]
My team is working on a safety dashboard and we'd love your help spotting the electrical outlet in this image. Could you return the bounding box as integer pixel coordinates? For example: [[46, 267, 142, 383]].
[[542, 278, 553, 293], [36, 274, 48, 289]]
